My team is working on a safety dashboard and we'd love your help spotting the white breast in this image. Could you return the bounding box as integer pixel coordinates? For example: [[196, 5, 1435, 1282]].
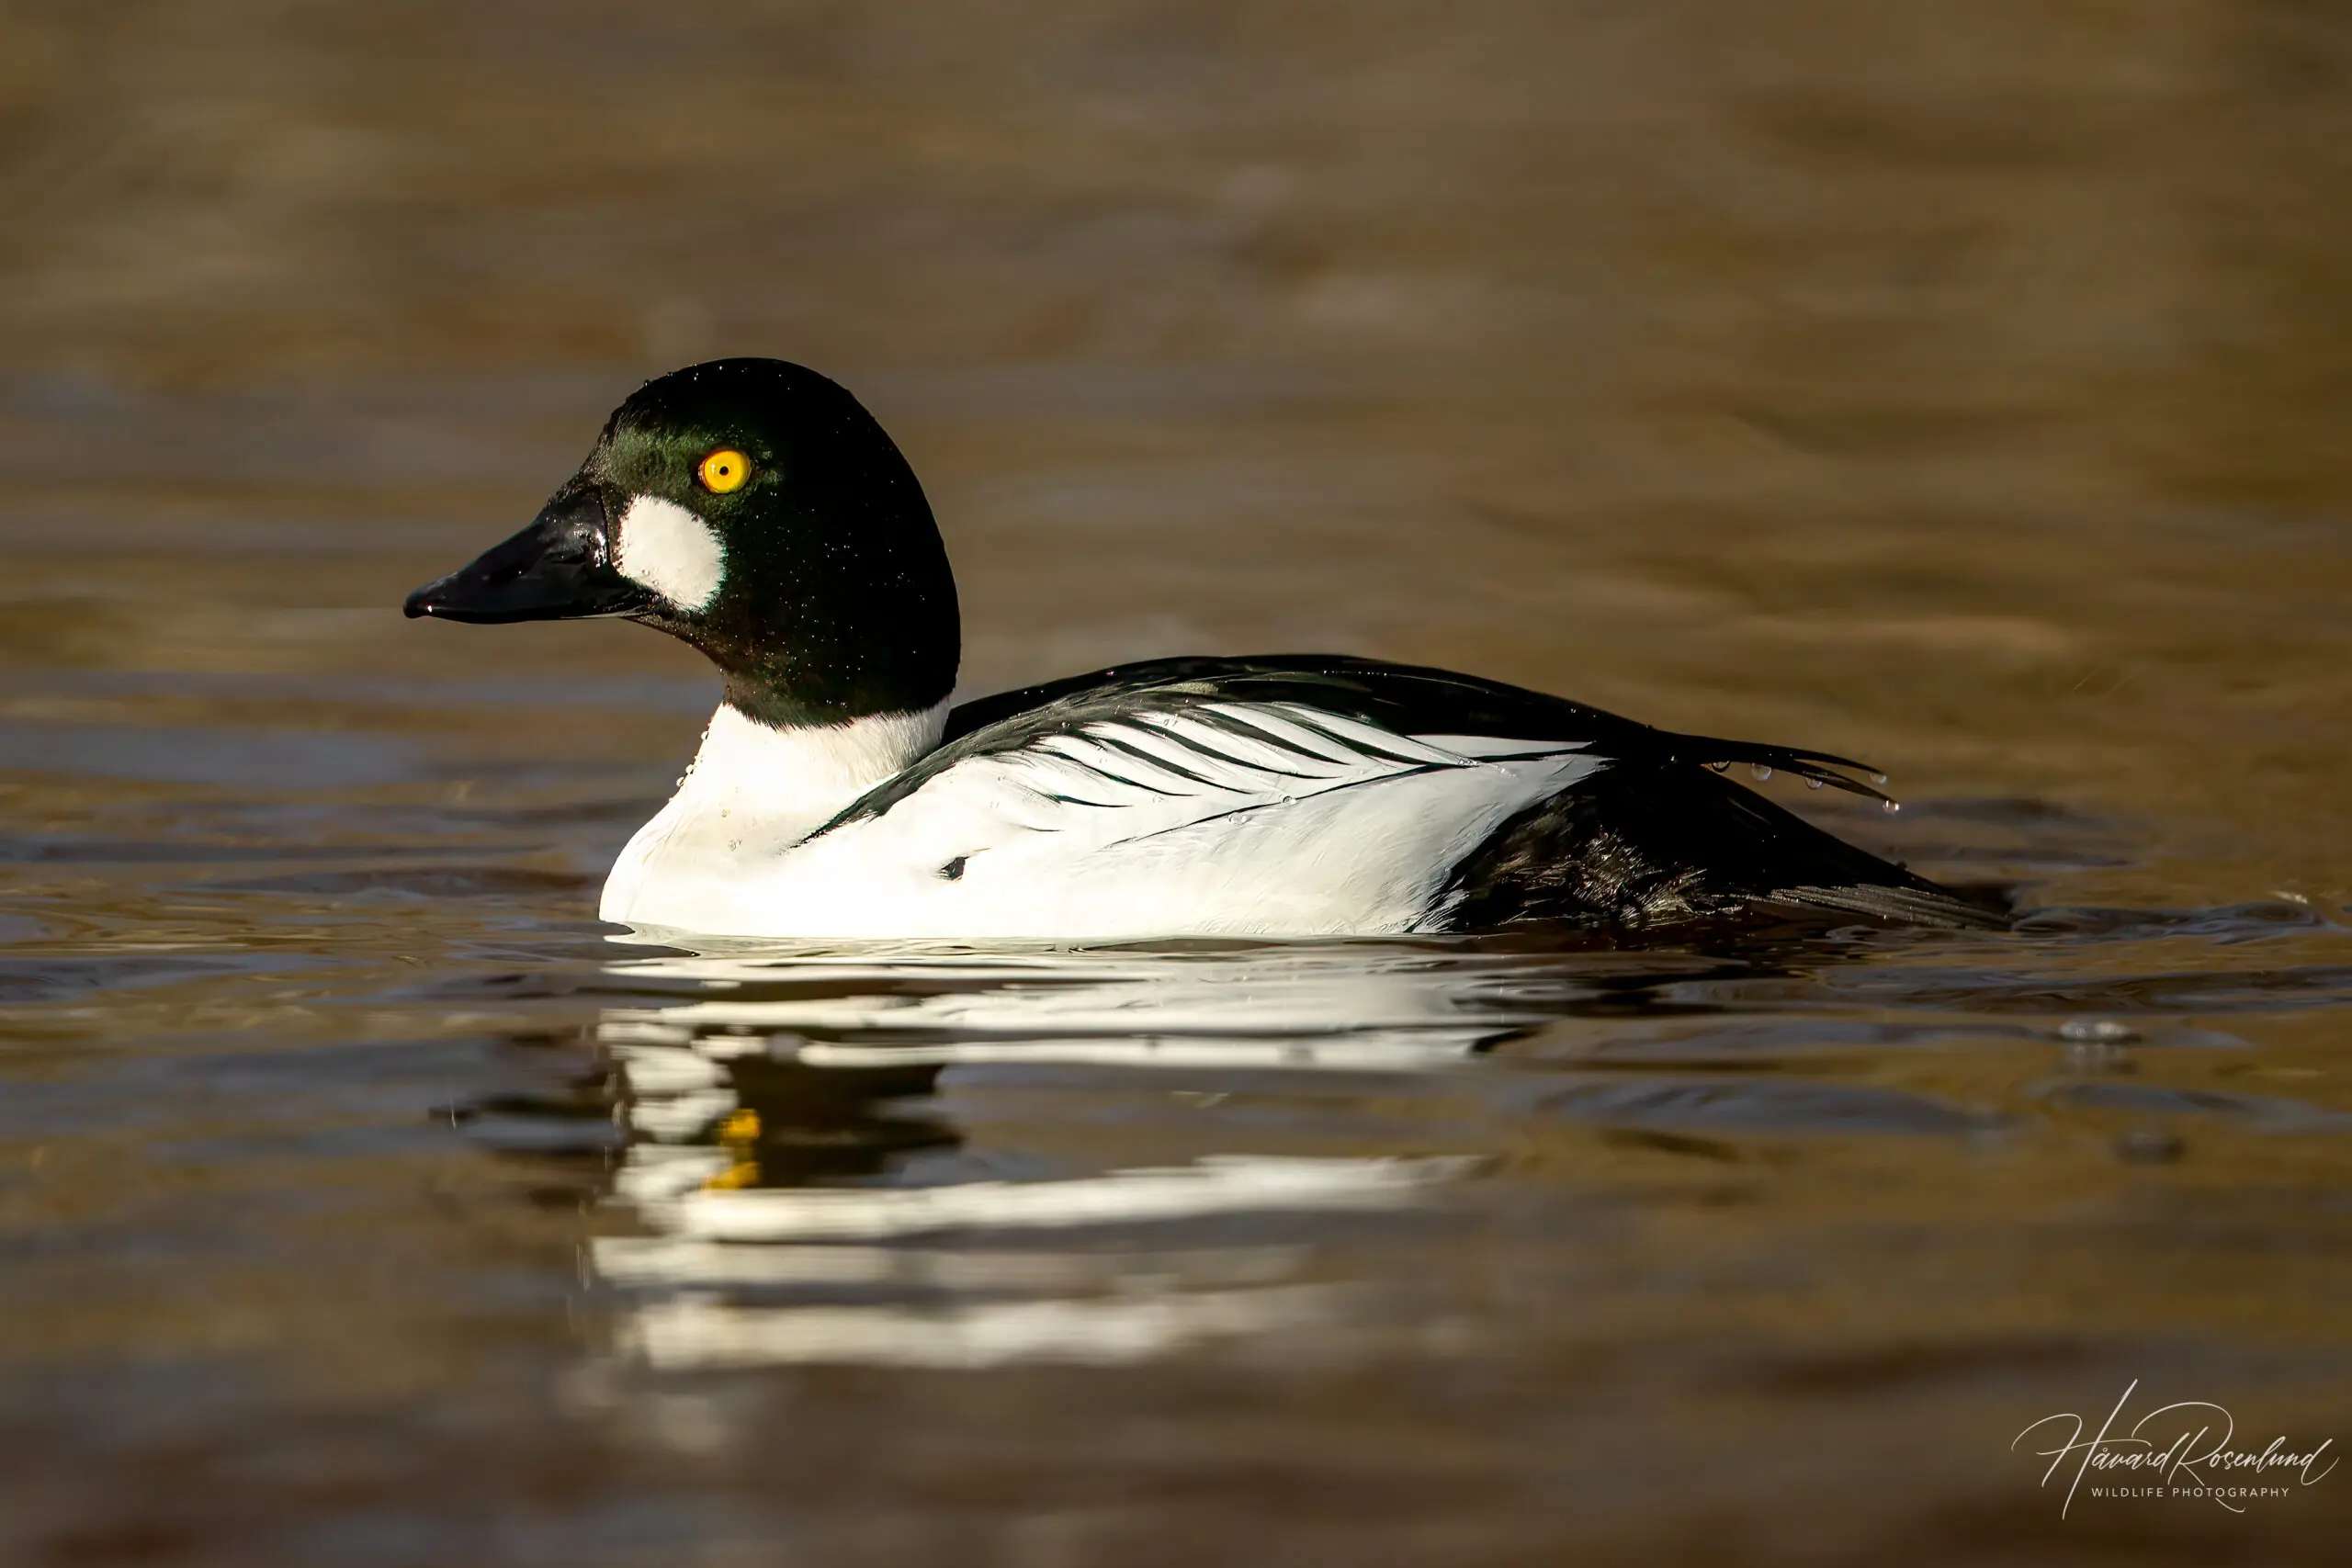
[[604, 700, 1600, 941], [601, 702, 948, 928]]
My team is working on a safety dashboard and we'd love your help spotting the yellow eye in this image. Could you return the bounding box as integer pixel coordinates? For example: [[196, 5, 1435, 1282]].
[[697, 449, 751, 493]]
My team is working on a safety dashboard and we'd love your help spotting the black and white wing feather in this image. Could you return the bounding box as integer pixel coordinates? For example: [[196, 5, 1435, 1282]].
[[933, 653, 1898, 802], [773, 676, 1605, 937], [761, 654, 1995, 939]]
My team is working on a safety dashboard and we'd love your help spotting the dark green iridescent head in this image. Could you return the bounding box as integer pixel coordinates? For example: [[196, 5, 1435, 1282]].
[[405, 358, 959, 728]]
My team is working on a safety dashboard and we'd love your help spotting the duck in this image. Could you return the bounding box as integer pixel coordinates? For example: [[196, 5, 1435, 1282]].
[[403, 357, 1996, 941]]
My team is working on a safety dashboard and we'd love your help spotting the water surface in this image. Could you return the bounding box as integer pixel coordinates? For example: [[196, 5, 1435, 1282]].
[[5, 4, 2352, 1562]]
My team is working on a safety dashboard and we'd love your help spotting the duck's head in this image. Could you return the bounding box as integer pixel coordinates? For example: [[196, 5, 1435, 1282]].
[[404, 358, 958, 727]]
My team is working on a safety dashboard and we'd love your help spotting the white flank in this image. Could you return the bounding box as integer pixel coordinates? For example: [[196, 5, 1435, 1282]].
[[615, 493, 725, 612], [601, 701, 949, 926], [603, 696, 1602, 940]]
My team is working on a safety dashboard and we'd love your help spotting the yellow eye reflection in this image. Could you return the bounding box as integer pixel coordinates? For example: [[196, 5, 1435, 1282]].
[[697, 448, 751, 493]]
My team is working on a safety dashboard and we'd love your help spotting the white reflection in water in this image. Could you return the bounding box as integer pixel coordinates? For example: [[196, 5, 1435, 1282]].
[[594, 1237, 1313, 1291], [589, 942, 1549, 1371], [652, 1154, 1477, 1242], [597, 944, 1570, 1041], [620, 1284, 1358, 1371], [791, 1034, 1487, 1068]]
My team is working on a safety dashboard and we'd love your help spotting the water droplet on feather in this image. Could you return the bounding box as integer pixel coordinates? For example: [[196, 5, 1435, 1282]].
[[1750, 764, 1772, 782]]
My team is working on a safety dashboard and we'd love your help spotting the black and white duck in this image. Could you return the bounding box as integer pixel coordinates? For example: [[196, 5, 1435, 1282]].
[[405, 358, 1993, 940]]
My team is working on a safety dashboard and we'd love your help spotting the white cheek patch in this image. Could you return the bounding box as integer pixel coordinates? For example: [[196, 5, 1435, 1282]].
[[616, 494, 725, 613]]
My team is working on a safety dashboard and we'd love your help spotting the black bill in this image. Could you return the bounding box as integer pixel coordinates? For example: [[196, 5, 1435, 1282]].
[[402, 483, 650, 624]]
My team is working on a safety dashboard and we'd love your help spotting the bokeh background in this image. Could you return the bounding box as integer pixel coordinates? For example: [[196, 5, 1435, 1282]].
[[6, 0, 2352, 889], [5, 3, 2352, 1564]]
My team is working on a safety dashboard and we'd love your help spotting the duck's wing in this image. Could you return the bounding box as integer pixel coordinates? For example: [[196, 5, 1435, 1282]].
[[823, 681, 1600, 857], [784, 668, 1609, 936], [937, 653, 1895, 802], [786, 655, 1996, 938]]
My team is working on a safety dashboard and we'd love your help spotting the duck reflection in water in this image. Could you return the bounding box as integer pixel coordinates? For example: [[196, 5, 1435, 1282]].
[[449, 927, 2032, 1372], [573, 940, 1552, 1370]]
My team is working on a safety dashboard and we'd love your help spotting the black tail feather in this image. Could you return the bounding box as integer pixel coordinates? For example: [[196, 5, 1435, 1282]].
[[1759, 883, 2009, 931], [1662, 735, 1894, 805], [1437, 759, 1977, 934]]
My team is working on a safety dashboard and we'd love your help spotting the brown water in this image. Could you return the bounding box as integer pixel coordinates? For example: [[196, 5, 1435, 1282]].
[[5, 4, 2352, 1562]]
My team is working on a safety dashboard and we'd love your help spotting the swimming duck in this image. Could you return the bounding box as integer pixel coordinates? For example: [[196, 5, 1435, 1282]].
[[404, 358, 1991, 940]]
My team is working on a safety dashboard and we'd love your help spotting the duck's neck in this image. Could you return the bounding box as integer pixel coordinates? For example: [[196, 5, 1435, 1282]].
[[601, 700, 949, 925], [717, 696, 945, 799]]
